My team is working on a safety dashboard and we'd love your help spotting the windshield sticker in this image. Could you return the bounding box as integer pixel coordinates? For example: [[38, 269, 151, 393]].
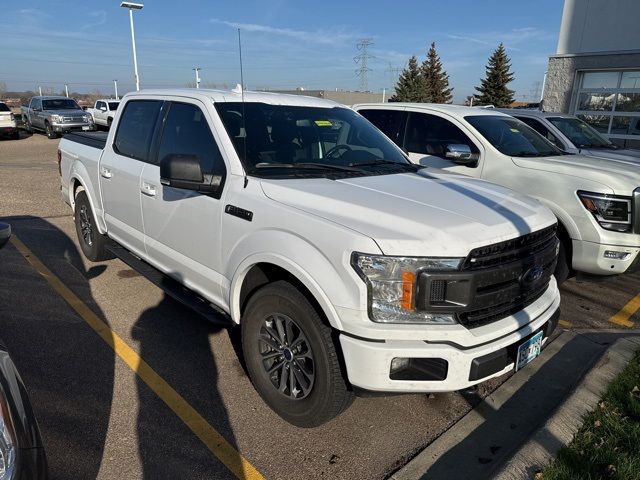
[[314, 120, 333, 127], [510, 128, 520, 133]]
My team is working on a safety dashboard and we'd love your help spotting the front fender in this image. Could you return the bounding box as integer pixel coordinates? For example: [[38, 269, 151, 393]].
[[226, 230, 371, 330], [531, 196, 581, 241]]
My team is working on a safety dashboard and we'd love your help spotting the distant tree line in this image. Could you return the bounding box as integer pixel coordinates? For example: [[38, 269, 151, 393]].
[[391, 42, 515, 107]]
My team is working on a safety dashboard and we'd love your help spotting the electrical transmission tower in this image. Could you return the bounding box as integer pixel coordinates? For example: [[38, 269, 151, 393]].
[[354, 38, 374, 91], [386, 63, 403, 85]]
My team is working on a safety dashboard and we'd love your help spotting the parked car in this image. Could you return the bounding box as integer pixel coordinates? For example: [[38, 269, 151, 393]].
[[355, 103, 640, 281], [0, 102, 19, 140], [59, 89, 560, 427], [22, 96, 94, 139], [87, 99, 120, 129], [496, 109, 640, 161], [0, 222, 48, 479]]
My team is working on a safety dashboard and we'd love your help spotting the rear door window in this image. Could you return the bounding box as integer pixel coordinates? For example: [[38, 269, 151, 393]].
[[358, 109, 405, 146], [515, 116, 565, 149], [113, 100, 163, 162]]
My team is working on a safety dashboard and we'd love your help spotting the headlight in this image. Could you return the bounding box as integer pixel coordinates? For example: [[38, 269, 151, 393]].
[[83, 114, 92, 123], [50, 114, 62, 123], [578, 191, 632, 233], [351, 253, 463, 324], [0, 387, 16, 480]]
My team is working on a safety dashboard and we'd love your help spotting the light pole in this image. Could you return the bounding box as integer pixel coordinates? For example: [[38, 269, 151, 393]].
[[64, 84, 69, 97], [193, 67, 201, 89], [120, 2, 143, 91], [113, 79, 119, 100]]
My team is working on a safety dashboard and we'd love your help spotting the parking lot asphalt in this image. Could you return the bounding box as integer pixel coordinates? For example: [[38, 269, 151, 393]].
[[1, 132, 639, 480]]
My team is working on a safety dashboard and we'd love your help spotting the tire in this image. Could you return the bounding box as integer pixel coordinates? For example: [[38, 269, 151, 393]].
[[45, 122, 58, 139], [242, 280, 353, 427], [25, 119, 32, 134], [74, 191, 113, 262], [554, 239, 571, 285], [12, 131, 19, 140]]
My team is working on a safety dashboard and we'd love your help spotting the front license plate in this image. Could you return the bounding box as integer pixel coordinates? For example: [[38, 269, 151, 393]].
[[82, 126, 91, 131], [515, 331, 544, 371]]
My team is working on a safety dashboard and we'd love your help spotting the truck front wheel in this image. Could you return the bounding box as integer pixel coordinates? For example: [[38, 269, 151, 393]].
[[74, 191, 113, 262], [45, 122, 58, 139], [242, 280, 354, 427]]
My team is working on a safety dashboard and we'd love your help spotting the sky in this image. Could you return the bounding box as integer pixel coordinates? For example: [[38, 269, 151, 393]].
[[2, 0, 565, 103]]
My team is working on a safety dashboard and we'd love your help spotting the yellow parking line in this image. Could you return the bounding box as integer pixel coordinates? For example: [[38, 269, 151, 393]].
[[9, 235, 264, 480], [558, 320, 573, 328], [609, 293, 640, 328]]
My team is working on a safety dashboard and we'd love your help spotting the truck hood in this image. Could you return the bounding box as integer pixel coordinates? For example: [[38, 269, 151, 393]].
[[578, 147, 640, 162], [512, 154, 640, 193], [260, 170, 556, 257]]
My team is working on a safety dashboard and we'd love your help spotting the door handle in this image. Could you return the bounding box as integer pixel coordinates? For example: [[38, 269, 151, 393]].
[[141, 182, 157, 197], [100, 166, 112, 179]]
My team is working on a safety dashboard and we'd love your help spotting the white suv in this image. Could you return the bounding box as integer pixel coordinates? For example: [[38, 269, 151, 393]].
[[356, 103, 640, 280]]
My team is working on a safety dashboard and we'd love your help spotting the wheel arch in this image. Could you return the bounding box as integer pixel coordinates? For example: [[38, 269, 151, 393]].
[[69, 170, 107, 234]]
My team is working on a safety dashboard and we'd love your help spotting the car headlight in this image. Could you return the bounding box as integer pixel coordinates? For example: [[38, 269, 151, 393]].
[[351, 253, 463, 324], [50, 114, 62, 123], [83, 114, 92, 123], [578, 191, 632, 233], [0, 387, 16, 480]]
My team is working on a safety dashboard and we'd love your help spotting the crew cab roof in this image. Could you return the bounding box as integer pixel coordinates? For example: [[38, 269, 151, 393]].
[[124, 88, 343, 108], [353, 102, 514, 118], [494, 108, 575, 119]]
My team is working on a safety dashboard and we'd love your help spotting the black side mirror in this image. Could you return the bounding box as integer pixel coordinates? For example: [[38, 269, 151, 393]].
[[0, 223, 12, 250], [160, 154, 222, 194]]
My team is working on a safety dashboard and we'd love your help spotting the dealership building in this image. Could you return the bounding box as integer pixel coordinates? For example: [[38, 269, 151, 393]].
[[543, 0, 640, 148]]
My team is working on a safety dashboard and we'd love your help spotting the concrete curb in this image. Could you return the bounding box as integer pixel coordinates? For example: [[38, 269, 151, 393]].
[[389, 330, 640, 480], [494, 335, 640, 479]]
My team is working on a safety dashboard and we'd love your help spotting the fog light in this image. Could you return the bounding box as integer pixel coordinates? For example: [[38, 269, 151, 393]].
[[604, 250, 630, 260], [390, 357, 410, 374]]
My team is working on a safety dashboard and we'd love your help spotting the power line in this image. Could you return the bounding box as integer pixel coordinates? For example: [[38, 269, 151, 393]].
[[354, 38, 374, 92], [386, 62, 402, 86]]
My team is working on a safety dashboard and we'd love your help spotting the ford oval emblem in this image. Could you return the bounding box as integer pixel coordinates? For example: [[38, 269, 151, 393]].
[[521, 265, 544, 287]]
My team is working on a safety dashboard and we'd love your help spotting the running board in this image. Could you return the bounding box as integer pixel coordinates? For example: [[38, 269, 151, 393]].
[[105, 243, 234, 327]]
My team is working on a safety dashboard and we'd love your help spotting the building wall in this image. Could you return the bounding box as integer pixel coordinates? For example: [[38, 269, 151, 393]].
[[544, 52, 640, 113], [557, 0, 640, 55]]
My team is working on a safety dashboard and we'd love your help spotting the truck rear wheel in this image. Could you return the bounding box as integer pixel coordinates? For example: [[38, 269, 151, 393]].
[[74, 191, 113, 262], [241, 280, 353, 427]]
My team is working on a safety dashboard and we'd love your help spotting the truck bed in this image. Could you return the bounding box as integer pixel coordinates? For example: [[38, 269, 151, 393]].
[[63, 131, 108, 150]]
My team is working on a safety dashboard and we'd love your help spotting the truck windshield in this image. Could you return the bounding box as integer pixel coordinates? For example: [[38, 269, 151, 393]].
[[108, 102, 120, 110], [0, 103, 10, 112], [465, 115, 563, 157], [215, 102, 414, 178], [42, 99, 81, 110], [547, 116, 615, 149]]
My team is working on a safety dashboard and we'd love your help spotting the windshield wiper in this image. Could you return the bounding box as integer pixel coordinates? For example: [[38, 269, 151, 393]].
[[509, 151, 551, 157], [348, 159, 421, 170], [253, 162, 366, 173]]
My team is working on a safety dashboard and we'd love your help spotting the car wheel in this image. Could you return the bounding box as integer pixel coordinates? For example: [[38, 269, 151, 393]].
[[242, 280, 354, 427], [12, 131, 19, 140], [74, 191, 113, 262], [554, 240, 571, 285], [25, 120, 32, 134], [45, 122, 58, 139]]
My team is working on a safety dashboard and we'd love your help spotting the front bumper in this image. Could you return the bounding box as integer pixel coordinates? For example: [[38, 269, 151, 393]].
[[572, 239, 640, 275], [51, 122, 94, 133], [339, 294, 560, 393]]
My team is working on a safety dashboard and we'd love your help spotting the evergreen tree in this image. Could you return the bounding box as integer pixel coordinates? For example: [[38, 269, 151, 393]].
[[475, 43, 515, 107], [420, 42, 453, 103], [390, 56, 425, 102]]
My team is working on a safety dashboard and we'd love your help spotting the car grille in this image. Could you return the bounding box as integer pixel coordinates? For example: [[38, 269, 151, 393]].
[[62, 115, 85, 123], [456, 225, 558, 329]]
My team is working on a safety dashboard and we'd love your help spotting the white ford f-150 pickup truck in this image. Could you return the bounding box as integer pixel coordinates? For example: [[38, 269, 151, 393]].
[[356, 104, 640, 281], [59, 89, 560, 427]]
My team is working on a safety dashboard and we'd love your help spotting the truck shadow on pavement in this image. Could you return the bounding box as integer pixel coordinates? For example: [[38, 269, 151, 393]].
[[0, 215, 114, 479], [131, 292, 241, 480]]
